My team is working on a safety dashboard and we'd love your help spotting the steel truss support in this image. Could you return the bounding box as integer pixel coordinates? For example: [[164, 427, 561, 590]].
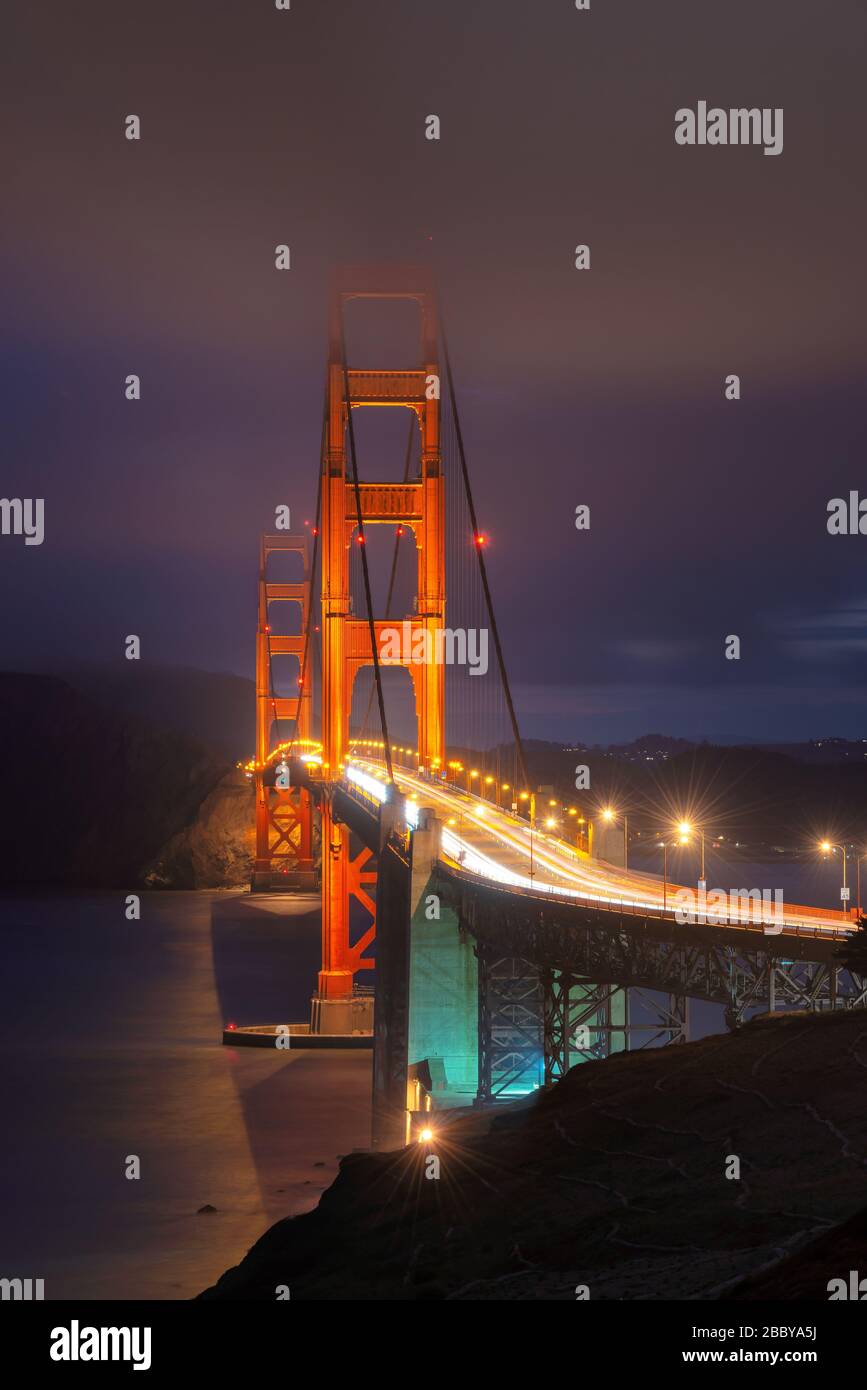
[[442, 874, 867, 1085], [541, 974, 688, 1087], [477, 949, 544, 1102]]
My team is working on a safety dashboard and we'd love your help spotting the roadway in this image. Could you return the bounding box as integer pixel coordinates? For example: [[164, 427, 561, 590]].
[[349, 759, 852, 939]]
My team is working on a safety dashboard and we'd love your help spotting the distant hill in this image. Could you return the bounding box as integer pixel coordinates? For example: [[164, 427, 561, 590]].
[[478, 734, 867, 845], [0, 673, 251, 888], [47, 662, 255, 762]]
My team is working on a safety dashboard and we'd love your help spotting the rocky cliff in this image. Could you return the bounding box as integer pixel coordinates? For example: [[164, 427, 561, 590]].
[[144, 768, 254, 888], [201, 1009, 867, 1301]]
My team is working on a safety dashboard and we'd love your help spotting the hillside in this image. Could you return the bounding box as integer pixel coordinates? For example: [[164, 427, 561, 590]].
[[484, 736, 867, 847], [0, 673, 252, 888], [40, 662, 255, 762], [201, 1010, 867, 1300]]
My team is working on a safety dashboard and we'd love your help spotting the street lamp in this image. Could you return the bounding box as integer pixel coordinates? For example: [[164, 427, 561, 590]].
[[658, 841, 669, 911], [820, 840, 849, 908], [602, 805, 629, 870], [678, 820, 706, 886], [857, 853, 867, 916], [658, 833, 689, 912]]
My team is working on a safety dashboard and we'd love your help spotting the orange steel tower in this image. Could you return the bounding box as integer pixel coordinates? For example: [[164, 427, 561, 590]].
[[318, 265, 445, 1001], [253, 531, 315, 890]]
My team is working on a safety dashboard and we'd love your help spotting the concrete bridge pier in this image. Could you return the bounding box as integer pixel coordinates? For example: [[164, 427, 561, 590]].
[[371, 808, 479, 1147], [407, 812, 478, 1109], [370, 831, 413, 1151]]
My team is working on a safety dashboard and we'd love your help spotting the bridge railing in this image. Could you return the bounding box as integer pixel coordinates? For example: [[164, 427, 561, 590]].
[[436, 858, 851, 941], [352, 755, 853, 940]]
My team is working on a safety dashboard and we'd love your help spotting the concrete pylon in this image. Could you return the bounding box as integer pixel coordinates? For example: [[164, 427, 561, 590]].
[[372, 805, 473, 1149], [406, 812, 477, 1105]]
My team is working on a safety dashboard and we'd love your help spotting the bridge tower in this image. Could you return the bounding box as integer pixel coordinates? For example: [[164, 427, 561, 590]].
[[318, 265, 445, 1003], [252, 531, 315, 890]]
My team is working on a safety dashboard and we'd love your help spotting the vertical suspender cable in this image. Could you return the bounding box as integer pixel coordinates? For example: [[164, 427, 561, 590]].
[[339, 314, 395, 785], [441, 312, 529, 796]]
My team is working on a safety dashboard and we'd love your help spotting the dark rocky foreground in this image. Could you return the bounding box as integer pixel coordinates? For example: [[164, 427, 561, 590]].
[[200, 1010, 867, 1300]]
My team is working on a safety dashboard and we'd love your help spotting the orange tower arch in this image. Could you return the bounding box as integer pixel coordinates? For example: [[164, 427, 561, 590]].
[[253, 531, 315, 890], [318, 265, 445, 1000]]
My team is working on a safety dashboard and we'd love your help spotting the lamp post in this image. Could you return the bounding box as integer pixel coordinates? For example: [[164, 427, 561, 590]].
[[857, 853, 867, 916], [602, 806, 629, 870], [678, 820, 705, 886], [820, 841, 849, 909], [658, 833, 689, 912], [658, 841, 669, 911]]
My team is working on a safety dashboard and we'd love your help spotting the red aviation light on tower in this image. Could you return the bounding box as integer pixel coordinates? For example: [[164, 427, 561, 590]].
[[396, 525, 404, 538], [474, 532, 488, 548]]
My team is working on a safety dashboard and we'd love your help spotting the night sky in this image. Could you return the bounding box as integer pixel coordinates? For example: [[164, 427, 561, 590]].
[[3, 1, 866, 744]]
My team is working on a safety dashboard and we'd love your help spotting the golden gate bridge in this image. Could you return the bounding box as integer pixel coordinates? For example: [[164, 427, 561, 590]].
[[240, 265, 866, 1148]]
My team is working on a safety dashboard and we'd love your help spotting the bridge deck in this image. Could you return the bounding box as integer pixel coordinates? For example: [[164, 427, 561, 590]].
[[349, 760, 851, 941]]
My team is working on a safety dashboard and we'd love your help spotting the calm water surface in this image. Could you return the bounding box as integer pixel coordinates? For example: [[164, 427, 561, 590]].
[[0, 891, 371, 1300], [0, 857, 849, 1298]]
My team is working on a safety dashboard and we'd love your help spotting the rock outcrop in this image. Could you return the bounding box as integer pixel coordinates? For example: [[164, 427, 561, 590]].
[[145, 769, 254, 888], [200, 1009, 867, 1300]]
